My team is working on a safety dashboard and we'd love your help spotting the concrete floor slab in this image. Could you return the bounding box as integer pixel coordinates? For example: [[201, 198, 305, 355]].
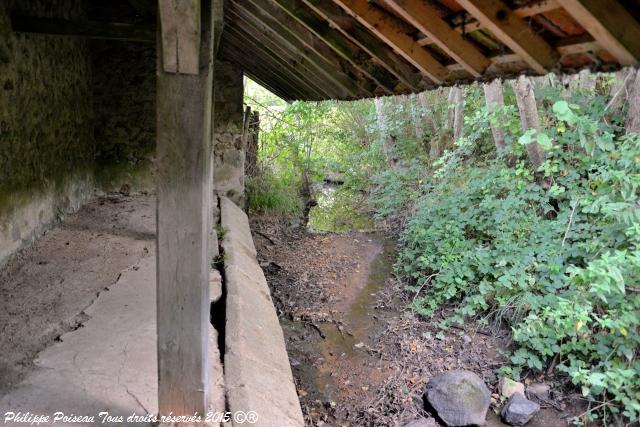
[[0, 254, 157, 427]]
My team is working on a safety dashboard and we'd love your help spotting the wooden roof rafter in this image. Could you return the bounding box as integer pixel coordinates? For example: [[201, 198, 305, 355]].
[[270, 0, 399, 95], [384, 0, 490, 77], [454, 0, 559, 74], [332, 0, 449, 84], [241, 0, 374, 98], [224, 23, 330, 100], [226, 4, 347, 99], [416, 0, 563, 47], [561, 0, 640, 66], [301, 0, 423, 91], [9, 0, 640, 102], [220, 38, 304, 102]]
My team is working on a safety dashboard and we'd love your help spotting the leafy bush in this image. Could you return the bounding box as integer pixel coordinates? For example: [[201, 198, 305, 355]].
[[398, 99, 640, 421], [370, 158, 426, 219], [245, 173, 302, 216]]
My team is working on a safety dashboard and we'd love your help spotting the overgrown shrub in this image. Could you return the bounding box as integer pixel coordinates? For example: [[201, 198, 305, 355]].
[[245, 172, 302, 216], [370, 158, 426, 219], [398, 99, 640, 421]]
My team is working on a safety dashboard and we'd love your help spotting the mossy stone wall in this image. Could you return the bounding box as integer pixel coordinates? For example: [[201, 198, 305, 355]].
[[213, 60, 246, 205], [0, 0, 94, 196], [92, 40, 156, 190]]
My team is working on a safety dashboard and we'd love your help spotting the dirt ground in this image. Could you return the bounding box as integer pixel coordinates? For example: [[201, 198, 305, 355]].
[[0, 193, 155, 396], [252, 216, 579, 427], [0, 191, 582, 426]]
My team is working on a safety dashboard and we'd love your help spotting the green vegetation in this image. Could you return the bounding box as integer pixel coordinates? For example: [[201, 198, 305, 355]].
[[245, 72, 640, 423]]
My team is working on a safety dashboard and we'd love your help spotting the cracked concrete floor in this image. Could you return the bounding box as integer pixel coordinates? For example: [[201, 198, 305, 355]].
[[0, 194, 157, 425]]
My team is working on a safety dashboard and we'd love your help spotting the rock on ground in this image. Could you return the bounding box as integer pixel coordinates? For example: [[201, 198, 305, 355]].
[[424, 370, 491, 426], [501, 392, 540, 426], [403, 417, 438, 427], [526, 383, 550, 403], [499, 377, 525, 398]]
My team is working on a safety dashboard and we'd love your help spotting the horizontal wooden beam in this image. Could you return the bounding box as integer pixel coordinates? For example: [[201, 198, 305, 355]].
[[385, 0, 490, 77], [560, 0, 640, 65], [455, 0, 558, 74], [445, 36, 602, 71], [10, 14, 154, 43], [332, 0, 448, 84]]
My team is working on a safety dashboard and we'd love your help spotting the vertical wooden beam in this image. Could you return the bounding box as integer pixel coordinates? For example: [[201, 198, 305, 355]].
[[158, 0, 201, 74], [156, 0, 214, 415], [456, 0, 558, 74], [560, 0, 640, 66]]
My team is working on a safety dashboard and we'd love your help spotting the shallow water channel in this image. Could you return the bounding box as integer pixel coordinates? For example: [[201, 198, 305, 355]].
[[279, 182, 400, 422], [280, 233, 397, 423]]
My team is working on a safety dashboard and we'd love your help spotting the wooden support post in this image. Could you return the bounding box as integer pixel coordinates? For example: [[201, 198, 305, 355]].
[[156, 0, 215, 416]]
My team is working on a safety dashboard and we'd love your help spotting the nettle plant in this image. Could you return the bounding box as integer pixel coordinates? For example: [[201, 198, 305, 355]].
[[399, 99, 640, 422]]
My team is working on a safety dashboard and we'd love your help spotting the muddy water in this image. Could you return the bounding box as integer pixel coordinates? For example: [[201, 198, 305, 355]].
[[315, 239, 396, 399]]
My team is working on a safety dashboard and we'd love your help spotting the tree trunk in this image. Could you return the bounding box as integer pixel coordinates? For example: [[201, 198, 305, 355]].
[[606, 68, 635, 116], [244, 110, 259, 178], [483, 79, 507, 152], [375, 96, 398, 168], [452, 86, 464, 142], [418, 91, 437, 138], [513, 75, 545, 169], [577, 69, 596, 93], [445, 86, 457, 130], [626, 69, 640, 134], [410, 94, 423, 142]]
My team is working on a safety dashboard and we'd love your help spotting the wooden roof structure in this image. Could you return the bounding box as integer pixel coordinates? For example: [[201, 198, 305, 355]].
[[10, 0, 640, 102], [8, 0, 640, 100], [218, 0, 640, 101]]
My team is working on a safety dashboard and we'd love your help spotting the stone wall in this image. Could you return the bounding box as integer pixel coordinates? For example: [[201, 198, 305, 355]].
[[213, 60, 246, 206], [0, 0, 95, 266], [92, 41, 156, 192]]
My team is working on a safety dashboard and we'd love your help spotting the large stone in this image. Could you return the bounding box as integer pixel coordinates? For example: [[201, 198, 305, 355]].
[[424, 370, 491, 426], [501, 392, 540, 426], [499, 377, 525, 398]]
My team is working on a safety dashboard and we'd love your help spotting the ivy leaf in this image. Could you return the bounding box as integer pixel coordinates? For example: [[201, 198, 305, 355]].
[[537, 132, 553, 150], [553, 100, 574, 122]]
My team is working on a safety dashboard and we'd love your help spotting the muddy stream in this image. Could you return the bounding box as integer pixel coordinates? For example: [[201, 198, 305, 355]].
[[255, 184, 574, 426]]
